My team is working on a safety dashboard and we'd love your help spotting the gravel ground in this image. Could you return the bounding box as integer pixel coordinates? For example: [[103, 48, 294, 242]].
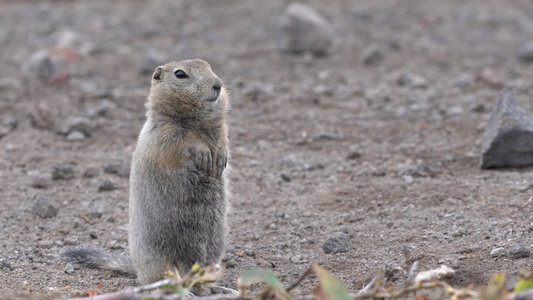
[[2, 0, 533, 299]]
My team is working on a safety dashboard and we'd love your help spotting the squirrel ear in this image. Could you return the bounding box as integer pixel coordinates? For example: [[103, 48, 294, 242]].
[[152, 66, 163, 81]]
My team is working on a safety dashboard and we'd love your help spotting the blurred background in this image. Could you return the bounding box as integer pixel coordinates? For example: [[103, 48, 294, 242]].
[[2, 0, 533, 297]]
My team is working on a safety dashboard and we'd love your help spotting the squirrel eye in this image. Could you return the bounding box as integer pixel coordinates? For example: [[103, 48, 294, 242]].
[[174, 70, 188, 79]]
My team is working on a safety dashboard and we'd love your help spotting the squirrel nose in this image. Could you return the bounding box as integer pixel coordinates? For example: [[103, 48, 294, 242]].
[[212, 78, 223, 91]]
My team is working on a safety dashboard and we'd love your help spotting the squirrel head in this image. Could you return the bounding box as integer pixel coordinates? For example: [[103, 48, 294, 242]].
[[147, 59, 228, 121]]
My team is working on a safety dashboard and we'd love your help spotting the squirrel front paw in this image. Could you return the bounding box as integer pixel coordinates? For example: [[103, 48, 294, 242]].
[[193, 148, 213, 174], [213, 150, 227, 178]]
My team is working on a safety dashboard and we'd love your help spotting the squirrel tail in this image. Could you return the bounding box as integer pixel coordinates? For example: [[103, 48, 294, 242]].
[[60, 247, 136, 277]]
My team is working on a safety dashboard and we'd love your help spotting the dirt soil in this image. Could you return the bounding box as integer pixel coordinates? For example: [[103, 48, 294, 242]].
[[2, 0, 533, 298]]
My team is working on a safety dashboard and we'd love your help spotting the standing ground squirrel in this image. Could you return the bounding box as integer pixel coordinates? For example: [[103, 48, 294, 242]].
[[61, 59, 230, 285]]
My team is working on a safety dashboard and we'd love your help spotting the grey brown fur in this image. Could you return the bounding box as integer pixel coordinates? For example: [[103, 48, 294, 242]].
[[61, 59, 230, 285]]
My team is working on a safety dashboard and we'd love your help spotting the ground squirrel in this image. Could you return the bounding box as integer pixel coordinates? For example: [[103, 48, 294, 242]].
[[61, 59, 230, 285]]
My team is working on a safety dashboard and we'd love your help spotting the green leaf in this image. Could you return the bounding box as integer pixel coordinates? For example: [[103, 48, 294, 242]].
[[238, 268, 291, 300], [515, 271, 533, 293], [312, 264, 351, 300]]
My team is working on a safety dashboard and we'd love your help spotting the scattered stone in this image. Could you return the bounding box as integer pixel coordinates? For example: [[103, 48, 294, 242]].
[[99, 179, 118, 192], [56, 30, 99, 56], [64, 263, 75, 274], [0, 116, 17, 138], [282, 154, 299, 168], [397, 72, 427, 89], [437, 259, 446, 264], [476, 67, 504, 89], [32, 196, 58, 219], [89, 231, 98, 239], [291, 254, 305, 264], [360, 44, 384, 65], [52, 165, 75, 180], [255, 258, 274, 268], [38, 240, 54, 249], [103, 160, 130, 178], [346, 152, 361, 160], [225, 259, 237, 268], [313, 133, 341, 141], [90, 211, 103, 219], [517, 42, 533, 62], [64, 237, 78, 246], [0, 259, 14, 271], [21, 50, 55, 81], [447, 106, 464, 117], [397, 163, 438, 177], [481, 89, 533, 168], [107, 241, 125, 250], [281, 2, 335, 56], [454, 73, 475, 89], [244, 84, 274, 102], [87, 100, 117, 118], [490, 247, 506, 257], [414, 265, 455, 284], [66, 130, 86, 142], [0, 126, 10, 139], [83, 167, 99, 178], [244, 249, 256, 257], [509, 243, 530, 259], [280, 173, 291, 182], [139, 53, 166, 76], [29, 103, 54, 130], [59, 116, 92, 137], [322, 234, 350, 254], [28, 172, 53, 188]]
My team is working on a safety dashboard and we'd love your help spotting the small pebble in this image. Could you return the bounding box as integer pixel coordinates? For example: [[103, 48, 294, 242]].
[[66, 130, 86, 141], [225, 259, 237, 268], [39, 240, 54, 249], [313, 133, 341, 141], [99, 179, 118, 192], [291, 255, 304, 264], [22, 50, 55, 81], [244, 249, 256, 257], [60, 116, 93, 137], [517, 42, 533, 62], [510, 244, 530, 259], [322, 234, 350, 254], [83, 167, 99, 178], [490, 247, 506, 257], [52, 165, 75, 180], [29, 172, 53, 188], [360, 44, 384, 65], [29, 103, 54, 130], [0, 259, 14, 271], [32, 196, 58, 219], [103, 161, 130, 178], [280, 173, 291, 182], [64, 263, 75, 274]]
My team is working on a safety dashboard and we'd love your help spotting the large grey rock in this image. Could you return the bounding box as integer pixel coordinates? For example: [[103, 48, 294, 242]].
[[481, 89, 533, 169], [281, 2, 334, 56]]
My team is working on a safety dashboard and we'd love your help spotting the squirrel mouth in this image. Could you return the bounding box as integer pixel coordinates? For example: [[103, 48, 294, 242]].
[[206, 91, 220, 102]]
